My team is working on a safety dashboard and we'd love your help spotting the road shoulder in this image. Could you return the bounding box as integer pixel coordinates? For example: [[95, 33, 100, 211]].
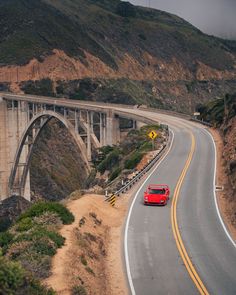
[[209, 128, 236, 242]]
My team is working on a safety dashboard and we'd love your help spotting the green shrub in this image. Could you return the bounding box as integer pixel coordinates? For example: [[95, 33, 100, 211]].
[[109, 167, 122, 182], [80, 254, 87, 266], [85, 266, 95, 276], [138, 33, 146, 40], [97, 149, 120, 174], [15, 251, 51, 280], [32, 238, 56, 256], [116, 2, 136, 17], [14, 228, 65, 249], [22, 277, 56, 295], [0, 256, 55, 294], [84, 169, 96, 188], [0, 232, 13, 249], [0, 232, 13, 254], [0, 218, 12, 232], [45, 231, 65, 248], [18, 202, 74, 225], [16, 217, 34, 232], [71, 285, 87, 295], [6, 241, 32, 260], [21, 79, 55, 97], [124, 151, 143, 169], [139, 141, 153, 152], [0, 256, 25, 294], [33, 212, 63, 230]]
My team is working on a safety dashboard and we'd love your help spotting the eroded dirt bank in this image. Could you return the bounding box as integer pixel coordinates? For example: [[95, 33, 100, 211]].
[[43, 194, 130, 295]]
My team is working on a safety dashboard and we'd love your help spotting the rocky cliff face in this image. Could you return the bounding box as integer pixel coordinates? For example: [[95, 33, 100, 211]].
[[222, 117, 236, 224], [30, 119, 88, 201]]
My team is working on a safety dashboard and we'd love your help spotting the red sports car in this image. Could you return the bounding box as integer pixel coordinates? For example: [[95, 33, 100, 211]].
[[144, 184, 170, 205]]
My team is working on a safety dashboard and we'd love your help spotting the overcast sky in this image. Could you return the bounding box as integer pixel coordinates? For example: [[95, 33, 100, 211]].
[[127, 0, 236, 39]]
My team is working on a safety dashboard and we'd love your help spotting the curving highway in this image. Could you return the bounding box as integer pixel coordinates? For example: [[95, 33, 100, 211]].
[[1, 93, 235, 294], [121, 110, 236, 295]]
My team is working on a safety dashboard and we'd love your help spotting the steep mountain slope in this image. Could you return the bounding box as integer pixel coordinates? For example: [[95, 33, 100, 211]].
[[1, 0, 236, 113], [0, 0, 235, 70]]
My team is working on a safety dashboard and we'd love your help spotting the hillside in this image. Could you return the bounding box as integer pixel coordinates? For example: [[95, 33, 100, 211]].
[[1, 0, 236, 112]]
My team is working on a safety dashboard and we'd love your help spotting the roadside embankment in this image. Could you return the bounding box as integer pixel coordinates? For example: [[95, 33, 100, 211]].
[[43, 193, 131, 295]]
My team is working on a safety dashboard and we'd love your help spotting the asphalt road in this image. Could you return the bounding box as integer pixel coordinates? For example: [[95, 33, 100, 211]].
[[2, 94, 235, 294], [124, 112, 236, 295]]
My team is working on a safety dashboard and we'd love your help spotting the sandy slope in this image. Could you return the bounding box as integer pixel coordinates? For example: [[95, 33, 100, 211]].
[[43, 194, 130, 295]]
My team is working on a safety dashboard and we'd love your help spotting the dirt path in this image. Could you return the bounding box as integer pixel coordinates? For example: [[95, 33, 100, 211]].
[[43, 194, 130, 295]]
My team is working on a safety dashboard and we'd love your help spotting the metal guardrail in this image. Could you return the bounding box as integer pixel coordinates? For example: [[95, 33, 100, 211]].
[[105, 131, 172, 201], [190, 118, 213, 127]]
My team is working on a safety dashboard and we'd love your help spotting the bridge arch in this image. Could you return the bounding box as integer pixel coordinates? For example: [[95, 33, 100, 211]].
[[9, 110, 90, 197]]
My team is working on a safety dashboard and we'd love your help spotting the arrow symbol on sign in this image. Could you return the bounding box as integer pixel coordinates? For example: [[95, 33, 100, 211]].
[[151, 132, 154, 138]]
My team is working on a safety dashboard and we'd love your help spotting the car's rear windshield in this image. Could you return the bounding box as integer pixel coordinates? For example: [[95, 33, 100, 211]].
[[149, 189, 165, 194]]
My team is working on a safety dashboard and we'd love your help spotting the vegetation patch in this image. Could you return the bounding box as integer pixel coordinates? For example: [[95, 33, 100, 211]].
[[124, 151, 143, 170], [91, 124, 166, 186], [0, 201, 74, 292], [20, 79, 55, 97], [197, 93, 236, 127], [85, 266, 95, 276], [0, 232, 13, 254], [71, 285, 87, 295], [18, 202, 74, 225], [16, 217, 34, 232], [0, 217, 12, 233], [0, 255, 55, 295], [80, 254, 87, 266]]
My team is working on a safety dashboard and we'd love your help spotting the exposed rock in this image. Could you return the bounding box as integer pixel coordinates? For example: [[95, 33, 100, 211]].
[[0, 195, 30, 230], [30, 119, 89, 201]]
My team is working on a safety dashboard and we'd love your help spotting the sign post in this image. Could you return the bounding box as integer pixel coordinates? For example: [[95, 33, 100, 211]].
[[148, 130, 158, 151]]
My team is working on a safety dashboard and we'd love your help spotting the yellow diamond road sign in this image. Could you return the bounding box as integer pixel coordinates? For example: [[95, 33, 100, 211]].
[[148, 130, 157, 140]]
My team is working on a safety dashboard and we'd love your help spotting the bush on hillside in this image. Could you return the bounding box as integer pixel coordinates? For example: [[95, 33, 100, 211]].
[[0, 217, 12, 232], [32, 238, 56, 256], [0, 256, 25, 294], [21, 79, 55, 97], [13, 228, 65, 249], [116, 2, 136, 18], [18, 202, 74, 225], [16, 217, 34, 232], [97, 149, 120, 174], [0, 232, 14, 254], [0, 256, 55, 294], [124, 151, 143, 169], [33, 212, 63, 231], [19, 277, 55, 295], [198, 93, 236, 126], [109, 167, 122, 182], [72, 285, 87, 295]]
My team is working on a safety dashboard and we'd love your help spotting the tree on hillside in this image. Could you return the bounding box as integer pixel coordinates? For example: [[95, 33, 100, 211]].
[[116, 2, 136, 17], [198, 93, 236, 126]]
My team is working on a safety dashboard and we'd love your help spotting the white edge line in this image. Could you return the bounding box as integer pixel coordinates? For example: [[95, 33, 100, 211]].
[[124, 129, 175, 295], [205, 129, 236, 249]]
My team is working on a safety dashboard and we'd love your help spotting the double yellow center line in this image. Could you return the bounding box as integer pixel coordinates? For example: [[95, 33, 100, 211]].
[[171, 132, 210, 295]]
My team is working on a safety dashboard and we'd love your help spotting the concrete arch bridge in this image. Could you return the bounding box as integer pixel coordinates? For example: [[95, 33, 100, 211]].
[[0, 93, 157, 201]]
